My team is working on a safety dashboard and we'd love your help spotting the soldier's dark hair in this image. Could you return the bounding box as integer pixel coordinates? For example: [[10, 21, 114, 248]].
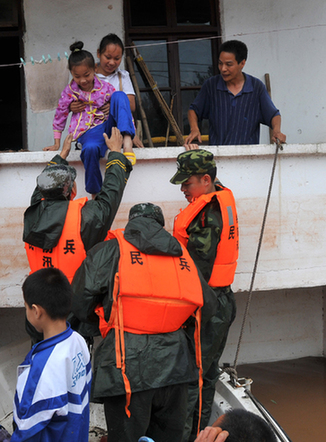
[[23, 268, 72, 320], [194, 167, 217, 183], [98, 33, 124, 55], [219, 409, 277, 442], [68, 41, 95, 71], [218, 40, 248, 63]]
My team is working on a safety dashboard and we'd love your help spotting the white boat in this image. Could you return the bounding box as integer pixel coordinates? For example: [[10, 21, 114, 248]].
[[210, 371, 292, 442]]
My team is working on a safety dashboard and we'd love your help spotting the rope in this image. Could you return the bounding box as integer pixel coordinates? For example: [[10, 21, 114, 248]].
[[125, 23, 326, 50], [232, 141, 283, 373], [2, 22, 325, 69]]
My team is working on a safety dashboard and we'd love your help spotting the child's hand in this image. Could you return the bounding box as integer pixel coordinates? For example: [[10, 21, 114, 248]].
[[43, 139, 61, 152], [70, 100, 86, 113], [99, 101, 110, 116], [43, 144, 60, 151], [60, 134, 73, 160]]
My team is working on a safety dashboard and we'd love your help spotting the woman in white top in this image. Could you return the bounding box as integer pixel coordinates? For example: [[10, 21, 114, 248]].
[[71, 34, 143, 148]]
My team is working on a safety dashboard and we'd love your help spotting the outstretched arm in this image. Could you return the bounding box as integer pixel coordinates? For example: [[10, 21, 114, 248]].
[[271, 115, 286, 144], [185, 109, 202, 145], [80, 128, 134, 251], [59, 134, 73, 160], [30, 136, 73, 205], [44, 85, 74, 151]]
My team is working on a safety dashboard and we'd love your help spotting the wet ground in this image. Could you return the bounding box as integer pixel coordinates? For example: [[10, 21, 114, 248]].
[[237, 357, 326, 442]]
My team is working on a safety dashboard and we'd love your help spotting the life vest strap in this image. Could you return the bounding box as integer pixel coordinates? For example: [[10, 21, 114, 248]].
[[117, 294, 132, 417], [95, 268, 204, 422], [194, 308, 203, 436]]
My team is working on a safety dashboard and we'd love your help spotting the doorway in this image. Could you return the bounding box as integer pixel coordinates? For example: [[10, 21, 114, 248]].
[[0, 0, 26, 151]]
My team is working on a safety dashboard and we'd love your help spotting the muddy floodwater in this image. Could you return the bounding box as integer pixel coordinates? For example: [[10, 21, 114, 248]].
[[237, 357, 326, 442]]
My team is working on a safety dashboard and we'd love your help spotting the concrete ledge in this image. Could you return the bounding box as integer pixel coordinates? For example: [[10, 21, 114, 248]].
[[2, 143, 326, 164], [1, 142, 326, 307]]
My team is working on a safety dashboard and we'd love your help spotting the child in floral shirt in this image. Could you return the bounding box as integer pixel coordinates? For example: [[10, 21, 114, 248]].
[[44, 41, 135, 197]]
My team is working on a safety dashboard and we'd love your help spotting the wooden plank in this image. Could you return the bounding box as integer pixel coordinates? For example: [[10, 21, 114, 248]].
[[132, 43, 184, 146], [126, 55, 154, 147]]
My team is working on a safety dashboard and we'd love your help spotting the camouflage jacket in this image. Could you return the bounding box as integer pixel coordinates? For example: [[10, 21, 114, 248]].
[[186, 181, 230, 294], [23, 152, 132, 252]]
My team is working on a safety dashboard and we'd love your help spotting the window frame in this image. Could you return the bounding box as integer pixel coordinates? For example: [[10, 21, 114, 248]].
[[0, 0, 27, 151], [123, 0, 221, 142]]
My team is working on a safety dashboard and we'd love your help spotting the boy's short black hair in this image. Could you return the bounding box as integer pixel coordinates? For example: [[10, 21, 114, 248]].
[[23, 268, 72, 320], [220, 409, 277, 442], [218, 40, 248, 63]]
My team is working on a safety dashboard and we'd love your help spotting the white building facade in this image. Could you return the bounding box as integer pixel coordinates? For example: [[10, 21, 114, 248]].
[[1, 0, 326, 424]]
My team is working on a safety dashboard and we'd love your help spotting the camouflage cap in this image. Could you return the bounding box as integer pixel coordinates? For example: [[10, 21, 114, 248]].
[[37, 164, 77, 199], [128, 203, 165, 227], [170, 149, 216, 184]]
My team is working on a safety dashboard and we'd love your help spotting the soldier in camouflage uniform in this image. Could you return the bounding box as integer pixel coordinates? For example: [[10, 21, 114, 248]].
[[170, 149, 238, 442]]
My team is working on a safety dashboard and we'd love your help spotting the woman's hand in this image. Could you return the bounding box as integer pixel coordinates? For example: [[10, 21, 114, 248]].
[[70, 100, 86, 113], [99, 101, 111, 116]]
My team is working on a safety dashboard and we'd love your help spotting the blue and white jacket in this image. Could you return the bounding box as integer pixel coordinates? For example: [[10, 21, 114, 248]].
[[11, 324, 92, 442]]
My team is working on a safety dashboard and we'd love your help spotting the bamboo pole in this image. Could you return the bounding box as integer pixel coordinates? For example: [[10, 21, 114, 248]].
[[165, 95, 175, 146], [132, 43, 184, 146], [126, 55, 153, 147]]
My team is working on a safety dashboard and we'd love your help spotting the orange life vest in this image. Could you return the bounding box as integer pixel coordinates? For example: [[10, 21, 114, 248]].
[[97, 228, 203, 336], [95, 228, 204, 419], [173, 187, 239, 287], [25, 197, 88, 283]]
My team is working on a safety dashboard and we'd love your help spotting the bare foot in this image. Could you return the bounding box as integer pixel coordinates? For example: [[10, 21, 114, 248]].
[[122, 135, 133, 153]]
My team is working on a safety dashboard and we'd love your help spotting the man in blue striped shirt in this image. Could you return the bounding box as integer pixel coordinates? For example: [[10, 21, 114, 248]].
[[185, 40, 286, 147]]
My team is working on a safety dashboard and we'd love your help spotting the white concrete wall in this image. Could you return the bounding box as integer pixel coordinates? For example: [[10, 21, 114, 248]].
[[21, 0, 326, 151], [223, 286, 324, 366], [23, 0, 124, 151], [220, 0, 326, 145], [1, 143, 326, 306]]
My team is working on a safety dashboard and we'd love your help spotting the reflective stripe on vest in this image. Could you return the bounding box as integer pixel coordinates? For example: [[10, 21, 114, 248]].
[[25, 197, 88, 283], [173, 188, 239, 287]]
